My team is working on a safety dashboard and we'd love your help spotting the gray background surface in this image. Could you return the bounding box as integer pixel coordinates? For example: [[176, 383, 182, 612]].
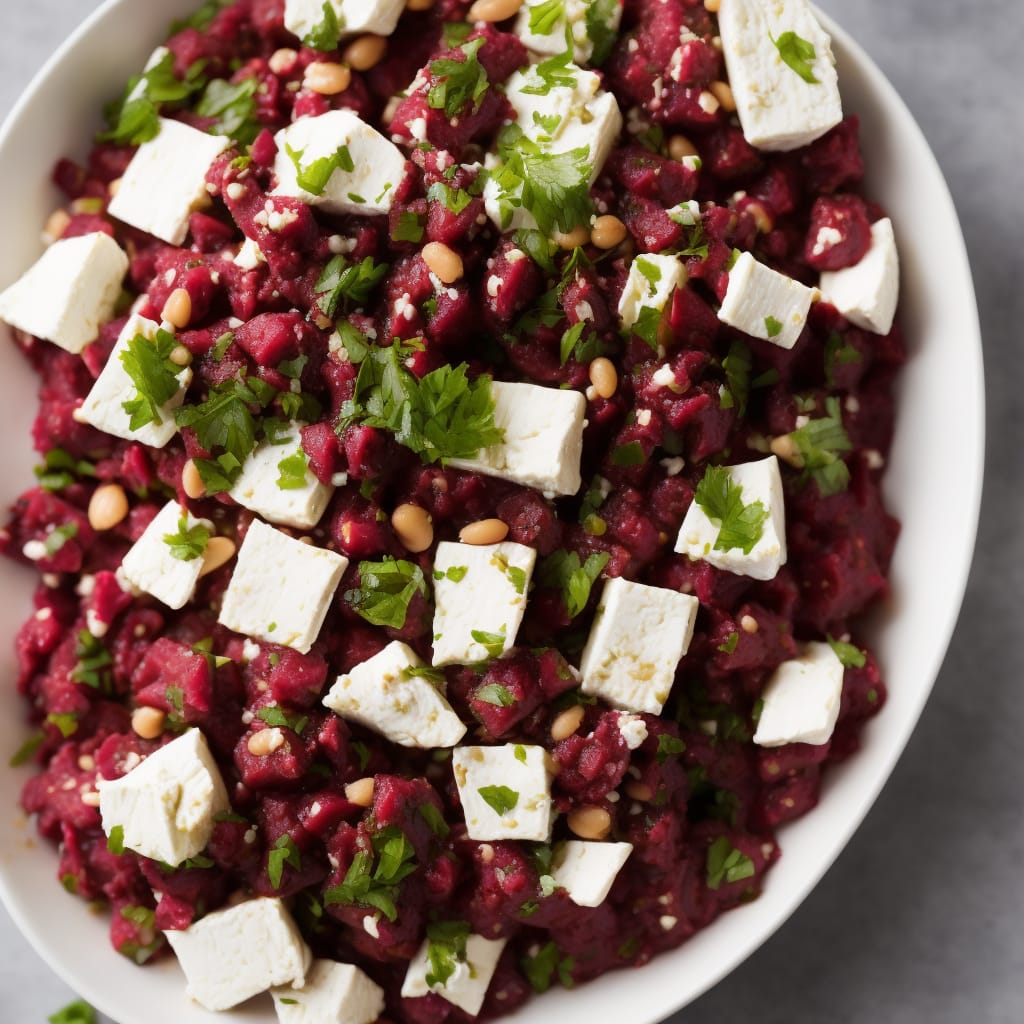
[[0, 1, 1019, 1021]]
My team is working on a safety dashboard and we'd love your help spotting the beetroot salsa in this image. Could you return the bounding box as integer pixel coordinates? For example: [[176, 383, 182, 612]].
[[0, 0, 903, 1019]]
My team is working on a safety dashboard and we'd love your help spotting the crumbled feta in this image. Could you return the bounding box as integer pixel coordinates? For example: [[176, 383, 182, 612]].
[[97, 729, 228, 866], [514, 0, 623, 64], [283, 0, 405, 42], [164, 897, 311, 1011], [272, 959, 384, 1024], [430, 540, 537, 666], [753, 642, 845, 746], [447, 381, 587, 497], [0, 232, 128, 354], [76, 314, 191, 448], [617, 713, 648, 750], [717, 251, 818, 350], [718, 0, 843, 151], [579, 577, 699, 714], [401, 932, 507, 1017], [550, 840, 634, 907], [618, 253, 686, 331], [218, 520, 348, 654], [820, 217, 900, 335], [324, 640, 466, 748], [674, 456, 787, 581], [120, 500, 212, 610], [108, 118, 231, 245]]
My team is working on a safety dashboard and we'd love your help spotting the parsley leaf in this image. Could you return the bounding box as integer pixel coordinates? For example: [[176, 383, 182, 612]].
[[34, 448, 97, 492], [392, 210, 426, 243], [771, 30, 821, 84], [693, 465, 768, 554], [119, 327, 182, 430], [303, 1, 342, 51], [720, 339, 751, 417], [267, 834, 301, 890], [170, 0, 230, 33], [428, 37, 489, 119], [9, 733, 44, 767], [48, 1000, 97, 1024], [425, 920, 470, 989], [717, 631, 739, 654], [107, 825, 125, 855], [324, 825, 418, 922], [522, 941, 575, 994], [786, 397, 852, 496], [286, 141, 354, 196], [706, 836, 756, 890], [276, 447, 309, 490], [529, 0, 564, 34], [72, 630, 114, 692], [196, 76, 260, 144], [764, 315, 783, 338], [611, 441, 646, 466], [823, 331, 862, 387], [427, 181, 476, 215], [520, 50, 577, 96], [827, 635, 867, 669], [478, 784, 518, 816], [585, 0, 620, 65], [257, 706, 309, 734], [162, 514, 210, 561], [419, 803, 450, 838], [656, 734, 686, 764], [538, 550, 609, 618], [315, 255, 390, 317], [345, 557, 428, 629], [475, 683, 516, 707], [44, 523, 78, 556], [471, 627, 507, 659]]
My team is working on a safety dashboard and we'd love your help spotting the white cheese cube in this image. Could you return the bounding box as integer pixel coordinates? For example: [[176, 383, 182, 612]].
[[0, 232, 128, 354], [550, 840, 633, 908], [579, 577, 698, 714], [401, 932, 507, 1017], [753, 641, 845, 746], [97, 729, 229, 866], [229, 423, 334, 530], [453, 743, 553, 842], [618, 253, 687, 330], [164, 897, 312, 1012], [431, 540, 537, 667], [272, 959, 384, 1024], [718, 0, 843, 152], [283, 0, 406, 43], [674, 456, 787, 581], [448, 381, 586, 498], [218, 520, 348, 654], [820, 217, 900, 335], [108, 118, 231, 245], [76, 314, 192, 448], [120, 500, 212, 610], [323, 640, 466, 748], [717, 251, 817, 350], [273, 110, 407, 218], [514, 0, 623, 64]]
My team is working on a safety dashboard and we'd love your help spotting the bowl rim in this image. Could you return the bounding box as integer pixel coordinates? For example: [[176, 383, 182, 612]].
[[0, 2, 985, 1023]]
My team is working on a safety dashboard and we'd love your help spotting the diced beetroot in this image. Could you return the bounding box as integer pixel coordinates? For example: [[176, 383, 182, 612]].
[[803, 194, 873, 271]]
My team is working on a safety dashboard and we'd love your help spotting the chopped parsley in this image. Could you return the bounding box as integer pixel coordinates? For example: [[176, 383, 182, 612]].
[[529, 0, 564, 34], [257, 706, 309, 734], [694, 465, 768, 554], [107, 825, 125, 855], [718, 631, 740, 654], [522, 941, 575, 994], [720, 339, 752, 417], [303, 1, 342, 51], [705, 836, 756, 890], [585, 0, 620, 65], [9, 732, 44, 767], [823, 331, 862, 386], [195, 76, 260, 145], [345, 557, 428, 629], [315, 255, 390, 317], [478, 784, 518, 816], [276, 448, 309, 490], [267, 834, 302, 890], [427, 181, 476, 215], [786, 396, 852, 496], [34, 448, 97, 492], [656, 734, 687, 764], [162, 514, 210, 562], [72, 630, 114, 692], [324, 825, 417, 922], [770, 30, 821, 84], [425, 920, 470, 988], [764, 315, 783, 338], [434, 565, 468, 583], [611, 441, 646, 467], [475, 683, 516, 707], [538, 549, 609, 618], [428, 37, 489, 119], [286, 142, 354, 196], [559, 321, 603, 365], [46, 712, 78, 738], [471, 627, 507, 659], [44, 523, 78, 557], [119, 327, 182, 431], [419, 803, 450, 838], [520, 49, 577, 96], [827, 635, 867, 669], [392, 211, 426, 243], [47, 1000, 97, 1024]]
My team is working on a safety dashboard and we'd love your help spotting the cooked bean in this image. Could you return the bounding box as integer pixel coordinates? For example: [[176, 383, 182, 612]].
[[459, 518, 509, 545]]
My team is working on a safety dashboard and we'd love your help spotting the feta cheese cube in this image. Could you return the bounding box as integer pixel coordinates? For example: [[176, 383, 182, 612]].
[[323, 640, 466, 748], [550, 840, 633, 907], [717, 251, 817, 350], [120, 500, 212, 610], [820, 217, 900, 335], [448, 381, 586, 497], [753, 641, 845, 746], [164, 897, 311, 1011], [76, 314, 192, 448], [108, 118, 231, 245], [401, 932, 507, 1017], [272, 959, 384, 1024], [453, 744, 553, 842], [0, 232, 128, 354], [431, 540, 537, 666], [674, 456, 787, 581], [97, 729, 229, 866], [618, 253, 687, 331], [514, 0, 623, 65], [283, 0, 406, 43], [718, 0, 843, 152], [218, 520, 348, 654], [229, 424, 334, 530], [579, 577, 698, 714], [273, 110, 407, 218]]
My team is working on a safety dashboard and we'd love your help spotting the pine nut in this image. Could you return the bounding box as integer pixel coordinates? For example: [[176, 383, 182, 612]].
[[268, 48, 298, 75], [199, 536, 237, 577], [710, 80, 736, 112], [407, 0, 434, 9], [588, 357, 618, 399], [555, 225, 591, 250], [422, 242, 464, 284], [704, 0, 721, 11], [668, 134, 699, 162], [624, 780, 653, 802], [304, 61, 352, 95], [108, 177, 123, 197], [746, 200, 773, 234], [591, 215, 627, 250], [567, 805, 612, 840], [88, 483, 129, 531], [80, 791, 101, 808], [132, 706, 166, 740], [551, 705, 585, 742], [740, 614, 759, 634], [343, 35, 387, 72], [459, 518, 509, 545], [392, 503, 434, 553], [162, 288, 192, 329], [44, 208, 71, 241], [247, 728, 285, 756], [345, 776, 376, 807], [770, 434, 804, 467], [468, 0, 523, 20], [169, 344, 192, 367], [182, 459, 206, 500]]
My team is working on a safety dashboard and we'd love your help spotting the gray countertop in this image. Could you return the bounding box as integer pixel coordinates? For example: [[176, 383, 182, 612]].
[[1, 1, 1019, 1021]]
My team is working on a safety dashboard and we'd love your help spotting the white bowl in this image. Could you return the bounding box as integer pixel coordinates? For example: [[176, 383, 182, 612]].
[[0, 3, 984, 1023]]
